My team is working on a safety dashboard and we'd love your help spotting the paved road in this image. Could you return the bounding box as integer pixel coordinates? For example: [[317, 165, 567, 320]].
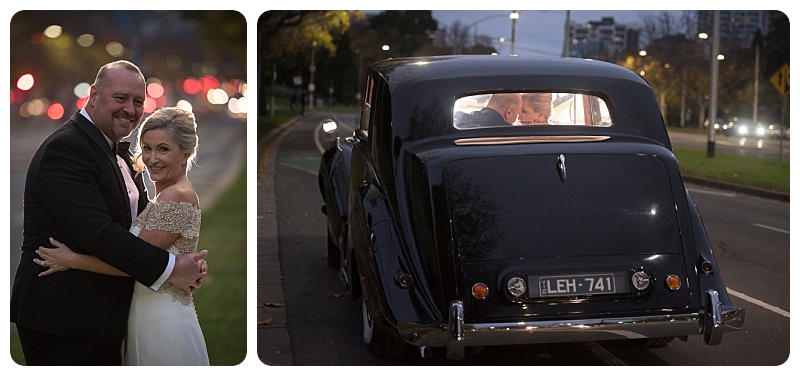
[[667, 129, 790, 161]]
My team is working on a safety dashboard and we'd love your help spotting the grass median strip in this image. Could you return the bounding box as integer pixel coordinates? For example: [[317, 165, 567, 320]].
[[673, 146, 789, 193]]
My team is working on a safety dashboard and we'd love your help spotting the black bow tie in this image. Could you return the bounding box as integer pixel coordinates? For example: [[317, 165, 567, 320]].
[[115, 141, 131, 157]]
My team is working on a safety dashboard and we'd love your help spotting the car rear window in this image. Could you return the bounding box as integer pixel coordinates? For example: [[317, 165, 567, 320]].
[[453, 92, 613, 129]]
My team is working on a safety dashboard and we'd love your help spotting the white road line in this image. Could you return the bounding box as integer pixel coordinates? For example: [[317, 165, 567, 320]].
[[687, 187, 738, 197], [313, 121, 327, 153], [728, 288, 790, 318], [751, 223, 790, 234]]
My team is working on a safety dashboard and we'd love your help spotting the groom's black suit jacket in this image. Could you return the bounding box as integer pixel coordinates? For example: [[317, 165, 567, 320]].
[[11, 111, 170, 346]]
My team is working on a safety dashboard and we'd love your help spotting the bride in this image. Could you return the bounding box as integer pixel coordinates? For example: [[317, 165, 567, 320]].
[[35, 107, 210, 366]]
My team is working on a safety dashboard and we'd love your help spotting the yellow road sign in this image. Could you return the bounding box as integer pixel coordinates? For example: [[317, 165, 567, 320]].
[[770, 64, 789, 97]]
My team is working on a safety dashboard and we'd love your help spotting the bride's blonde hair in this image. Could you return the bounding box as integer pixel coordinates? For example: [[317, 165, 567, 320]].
[[132, 107, 199, 175]]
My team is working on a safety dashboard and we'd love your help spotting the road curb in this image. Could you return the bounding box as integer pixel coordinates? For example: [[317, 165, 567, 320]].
[[256, 115, 307, 366], [683, 175, 789, 202]]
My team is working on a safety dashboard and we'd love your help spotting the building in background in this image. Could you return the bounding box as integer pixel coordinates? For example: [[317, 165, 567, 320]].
[[567, 17, 640, 61], [696, 10, 778, 50]]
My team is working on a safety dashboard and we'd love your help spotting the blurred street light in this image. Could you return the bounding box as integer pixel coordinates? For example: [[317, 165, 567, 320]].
[[509, 11, 519, 56], [309, 40, 317, 110]]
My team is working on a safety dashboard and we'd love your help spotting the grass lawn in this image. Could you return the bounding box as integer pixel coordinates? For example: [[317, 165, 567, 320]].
[[9, 158, 247, 366], [673, 146, 790, 193]]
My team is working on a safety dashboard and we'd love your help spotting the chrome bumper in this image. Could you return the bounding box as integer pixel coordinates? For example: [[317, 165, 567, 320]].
[[398, 289, 745, 360]]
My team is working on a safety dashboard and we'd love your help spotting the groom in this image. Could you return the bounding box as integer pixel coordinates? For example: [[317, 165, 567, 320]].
[[10, 60, 207, 365]]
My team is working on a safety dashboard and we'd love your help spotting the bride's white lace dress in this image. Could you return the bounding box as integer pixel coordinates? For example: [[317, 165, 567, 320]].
[[124, 200, 209, 366]]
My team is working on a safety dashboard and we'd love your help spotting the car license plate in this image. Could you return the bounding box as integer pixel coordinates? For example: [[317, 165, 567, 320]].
[[528, 272, 629, 298]]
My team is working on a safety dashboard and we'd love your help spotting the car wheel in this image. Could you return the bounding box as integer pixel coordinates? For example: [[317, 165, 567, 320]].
[[362, 297, 405, 358], [634, 336, 675, 347], [326, 233, 340, 268]]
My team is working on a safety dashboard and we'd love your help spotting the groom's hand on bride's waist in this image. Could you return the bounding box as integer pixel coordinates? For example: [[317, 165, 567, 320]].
[[168, 250, 209, 294]]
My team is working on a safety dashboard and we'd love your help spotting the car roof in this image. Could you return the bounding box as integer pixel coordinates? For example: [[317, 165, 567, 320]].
[[372, 55, 641, 89]]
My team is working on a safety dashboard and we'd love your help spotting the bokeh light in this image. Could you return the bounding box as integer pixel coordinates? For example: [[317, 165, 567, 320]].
[[200, 75, 220, 92], [183, 78, 201, 95], [20, 98, 49, 117], [147, 82, 165, 99], [17, 74, 35, 91], [43, 25, 62, 38], [47, 103, 65, 120], [144, 97, 158, 114], [77, 34, 95, 47], [176, 100, 193, 113], [73, 82, 90, 98], [228, 97, 247, 114], [76, 96, 88, 110], [30, 32, 45, 45], [105, 42, 124, 57], [207, 88, 229, 105]]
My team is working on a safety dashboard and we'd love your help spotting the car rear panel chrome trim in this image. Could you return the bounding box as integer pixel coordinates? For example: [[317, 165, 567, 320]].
[[454, 135, 610, 146], [399, 295, 744, 360]]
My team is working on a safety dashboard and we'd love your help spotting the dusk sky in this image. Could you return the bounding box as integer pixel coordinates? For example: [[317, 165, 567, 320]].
[[429, 10, 685, 57]]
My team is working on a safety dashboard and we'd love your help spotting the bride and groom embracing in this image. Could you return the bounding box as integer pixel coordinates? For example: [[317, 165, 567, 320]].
[[11, 60, 211, 366]]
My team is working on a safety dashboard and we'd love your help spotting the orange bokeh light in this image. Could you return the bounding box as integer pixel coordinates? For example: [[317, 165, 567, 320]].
[[47, 103, 65, 120]]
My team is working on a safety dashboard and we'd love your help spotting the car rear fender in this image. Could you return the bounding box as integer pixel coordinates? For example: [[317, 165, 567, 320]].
[[348, 178, 444, 333], [684, 190, 736, 307]]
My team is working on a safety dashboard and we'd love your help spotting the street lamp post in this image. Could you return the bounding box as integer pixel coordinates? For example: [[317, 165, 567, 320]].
[[509, 11, 519, 56], [562, 10, 570, 57], [707, 11, 720, 159], [309, 40, 317, 111], [460, 13, 509, 54]]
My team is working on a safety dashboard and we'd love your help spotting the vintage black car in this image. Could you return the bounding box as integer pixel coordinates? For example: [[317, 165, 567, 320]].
[[318, 55, 744, 360]]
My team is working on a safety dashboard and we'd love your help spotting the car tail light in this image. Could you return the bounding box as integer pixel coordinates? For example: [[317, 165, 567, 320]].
[[700, 260, 714, 275], [472, 283, 489, 300], [506, 277, 526, 297], [665, 274, 681, 291], [396, 273, 414, 288]]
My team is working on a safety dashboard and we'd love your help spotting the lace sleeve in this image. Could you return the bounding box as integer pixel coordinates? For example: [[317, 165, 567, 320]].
[[141, 200, 201, 238]]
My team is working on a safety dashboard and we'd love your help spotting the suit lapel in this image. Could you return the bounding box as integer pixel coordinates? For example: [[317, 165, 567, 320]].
[[71, 112, 134, 227]]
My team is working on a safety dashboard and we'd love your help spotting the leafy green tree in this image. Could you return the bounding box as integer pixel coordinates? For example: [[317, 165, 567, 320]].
[[258, 11, 351, 115]]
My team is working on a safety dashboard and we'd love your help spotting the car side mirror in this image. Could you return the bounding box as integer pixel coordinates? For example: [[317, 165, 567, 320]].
[[322, 119, 338, 134], [321, 119, 341, 149]]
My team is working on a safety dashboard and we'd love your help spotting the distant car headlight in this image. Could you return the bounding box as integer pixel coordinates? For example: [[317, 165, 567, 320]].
[[737, 126, 748, 135], [756, 127, 766, 136]]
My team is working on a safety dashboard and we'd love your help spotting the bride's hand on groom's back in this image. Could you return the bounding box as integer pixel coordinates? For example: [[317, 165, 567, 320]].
[[33, 237, 74, 277]]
